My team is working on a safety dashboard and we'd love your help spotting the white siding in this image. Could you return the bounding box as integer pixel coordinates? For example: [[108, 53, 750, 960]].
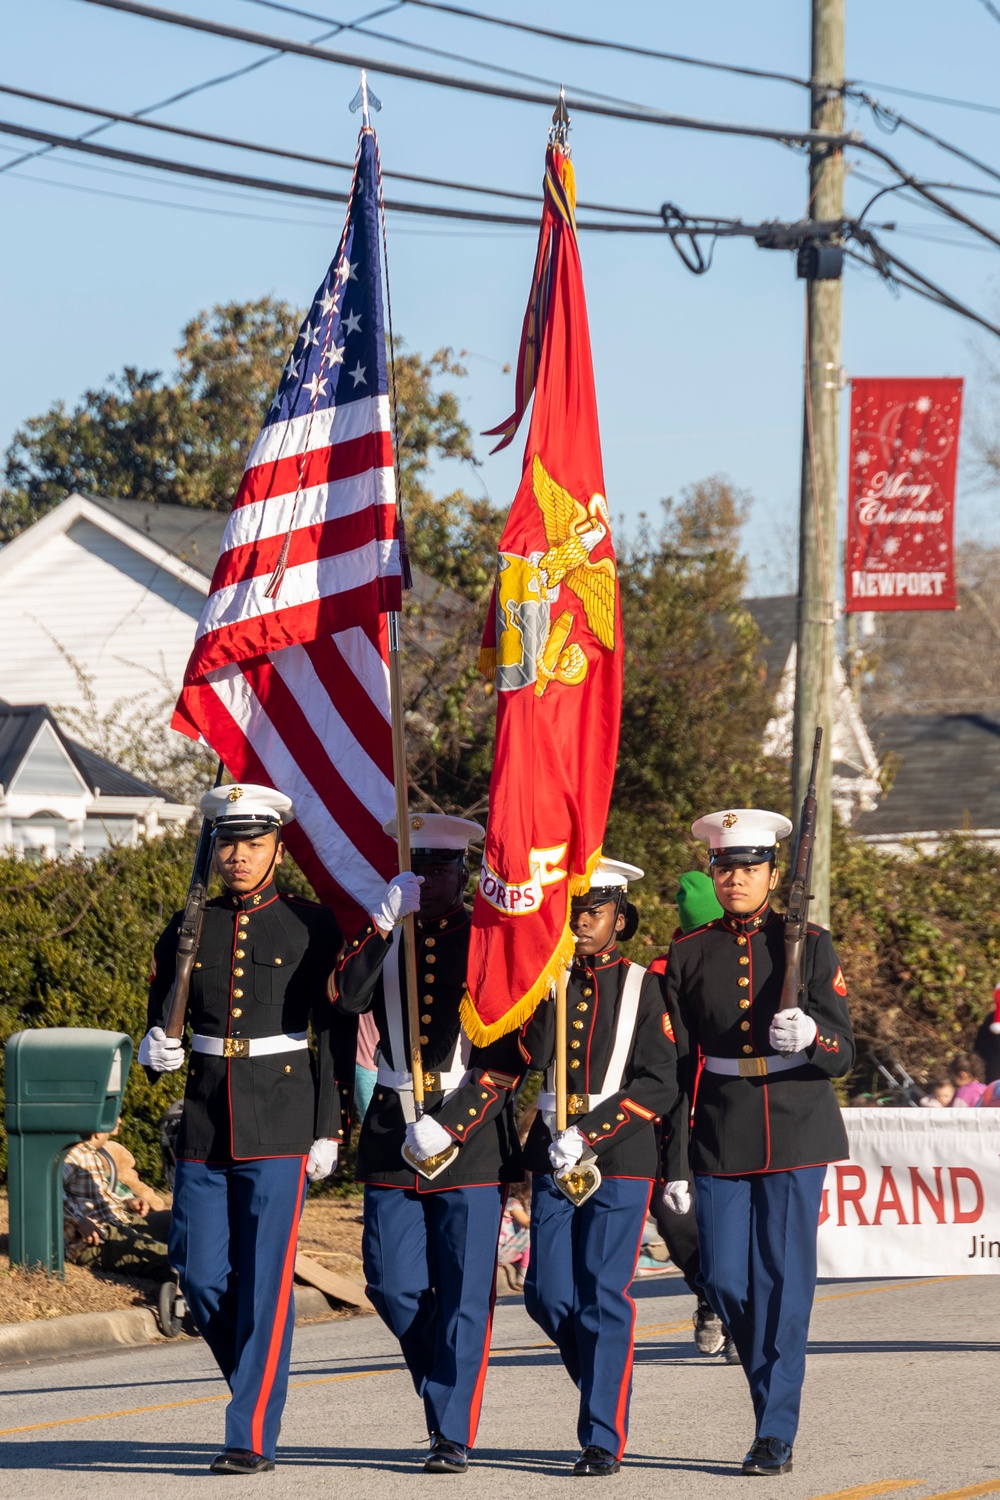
[[0, 519, 204, 720]]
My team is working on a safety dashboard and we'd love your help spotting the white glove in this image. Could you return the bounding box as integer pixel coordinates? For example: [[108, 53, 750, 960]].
[[405, 1113, 453, 1161], [541, 1109, 557, 1135], [548, 1126, 586, 1172], [662, 1180, 692, 1215], [138, 1026, 185, 1072], [370, 872, 423, 932], [769, 1008, 818, 1055], [305, 1138, 339, 1182]]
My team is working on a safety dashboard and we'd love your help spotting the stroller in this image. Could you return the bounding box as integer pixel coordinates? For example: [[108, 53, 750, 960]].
[[155, 1100, 196, 1339], [867, 1048, 923, 1107]]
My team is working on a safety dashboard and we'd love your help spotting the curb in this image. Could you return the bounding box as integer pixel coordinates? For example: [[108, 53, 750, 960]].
[[0, 1284, 360, 1367]]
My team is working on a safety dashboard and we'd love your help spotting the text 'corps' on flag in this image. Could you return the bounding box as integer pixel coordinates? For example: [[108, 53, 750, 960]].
[[461, 144, 624, 1046], [845, 376, 963, 613], [172, 128, 401, 931]]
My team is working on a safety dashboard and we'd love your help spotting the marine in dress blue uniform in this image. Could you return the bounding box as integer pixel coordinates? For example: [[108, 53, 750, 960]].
[[662, 810, 855, 1477], [140, 785, 354, 1476], [332, 814, 524, 1476], [519, 860, 677, 1478]]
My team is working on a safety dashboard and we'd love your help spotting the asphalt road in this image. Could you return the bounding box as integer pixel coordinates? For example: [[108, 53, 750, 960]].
[[0, 1273, 996, 1499]]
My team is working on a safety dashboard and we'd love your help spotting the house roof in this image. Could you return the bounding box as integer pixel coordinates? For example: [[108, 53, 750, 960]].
[[0, 700, 180, 802], [743, 595, 798, 689], [87, 495, 229, 579], [855, 712, 1000, 836]]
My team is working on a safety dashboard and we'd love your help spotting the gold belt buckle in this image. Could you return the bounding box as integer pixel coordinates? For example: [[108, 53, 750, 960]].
[[737, 1056, 767, 1078], [566, 1093, 589, 1114], [422, 1070, 442, 1093], [223, 1038, 250, 1059]]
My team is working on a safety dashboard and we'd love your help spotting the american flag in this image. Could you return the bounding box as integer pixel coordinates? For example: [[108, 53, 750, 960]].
[[172, 128, 401, 930]]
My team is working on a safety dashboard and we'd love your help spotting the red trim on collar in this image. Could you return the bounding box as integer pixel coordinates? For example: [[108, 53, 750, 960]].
[[721, 901, 771, 935]]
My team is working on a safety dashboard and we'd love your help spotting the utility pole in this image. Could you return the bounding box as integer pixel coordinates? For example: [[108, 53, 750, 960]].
[[791, 0, 844, 929]]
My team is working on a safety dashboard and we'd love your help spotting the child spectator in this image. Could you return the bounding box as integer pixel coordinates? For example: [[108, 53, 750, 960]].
[[497, 1185, 531, 1288], [948, 1053, 986, 1107], [919, 1078, 955, 1108], [63, 1122, 173, 1281]]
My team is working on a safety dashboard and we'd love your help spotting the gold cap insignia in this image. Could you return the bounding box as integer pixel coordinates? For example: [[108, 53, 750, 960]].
[[228, 787, 244, 802], [410, 816, 424, 830], [722, 812, 738, 828]]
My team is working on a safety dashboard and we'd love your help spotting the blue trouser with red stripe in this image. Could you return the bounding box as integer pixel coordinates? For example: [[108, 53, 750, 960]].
[[695, 1166, 827, 1446], [362, 1184, 504, 1448], [170, 1156, 307, 1460], [524, 1174, 651, 1458]]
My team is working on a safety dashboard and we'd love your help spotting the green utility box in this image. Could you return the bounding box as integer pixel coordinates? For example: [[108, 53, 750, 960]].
[[5, 1028, 134, 1275]]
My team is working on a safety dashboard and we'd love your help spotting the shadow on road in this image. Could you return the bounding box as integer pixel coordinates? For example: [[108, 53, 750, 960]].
[[0, 1440, 742, 1478]]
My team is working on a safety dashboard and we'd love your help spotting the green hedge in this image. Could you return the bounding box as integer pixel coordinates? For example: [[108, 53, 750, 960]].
[[0, 836, 193, 1183]]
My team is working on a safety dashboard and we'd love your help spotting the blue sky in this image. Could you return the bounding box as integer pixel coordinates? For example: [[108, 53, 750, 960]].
[[4, 0, 1000, 594]]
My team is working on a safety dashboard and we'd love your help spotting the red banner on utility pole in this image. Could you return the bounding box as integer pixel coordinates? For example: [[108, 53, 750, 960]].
[[845, 377, 962, 613]]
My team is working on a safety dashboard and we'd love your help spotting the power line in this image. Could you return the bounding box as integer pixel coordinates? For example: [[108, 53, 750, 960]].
[[853, 78, 1000, 118], [77, 0, 854, 149], [859, 91, 1000, 190], [398, 0, 812, 90], [0, 1, 403, 176], [974, 0, 1000, 25], [0, 82, 661, 217], [845, 239, 1000, 339], [0, 118, 671, 230], [76, 0, 1000, 259], [227, 0, 642, 107], [8, 158, 528, 234]]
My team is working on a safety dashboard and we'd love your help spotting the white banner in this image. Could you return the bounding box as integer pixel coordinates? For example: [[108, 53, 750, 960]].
[[816, 1108, 1000, 1277]]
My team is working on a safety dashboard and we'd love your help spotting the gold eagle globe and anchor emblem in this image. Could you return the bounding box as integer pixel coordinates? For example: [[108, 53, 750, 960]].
[[495, 455, 618, 696]]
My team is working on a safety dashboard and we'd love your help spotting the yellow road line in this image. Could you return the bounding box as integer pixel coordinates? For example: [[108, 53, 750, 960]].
[[815, 1278, 959, 1305], [0, 1276, 967, 1441], [0, 1367, 398, 1438], [922, 1486, 1000, 1500], [805, 1482, 921, 1500]]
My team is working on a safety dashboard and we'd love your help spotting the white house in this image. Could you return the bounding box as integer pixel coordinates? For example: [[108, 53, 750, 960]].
[[743, 596, 883, 825], [0, 700, 191, 858], [0, 492, 223, 721]]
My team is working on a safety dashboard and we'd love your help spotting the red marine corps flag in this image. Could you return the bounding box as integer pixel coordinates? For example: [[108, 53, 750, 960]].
[[462, 125, 623, 1045]]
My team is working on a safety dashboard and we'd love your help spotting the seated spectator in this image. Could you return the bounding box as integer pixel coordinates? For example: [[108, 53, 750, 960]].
[[979, 1079, 1000, 1107], [104, 1137, 166, 1212], [948, 1052, 986, 1108], [63, 1122, 173, 1282], [919, 1078, 955, 1108]]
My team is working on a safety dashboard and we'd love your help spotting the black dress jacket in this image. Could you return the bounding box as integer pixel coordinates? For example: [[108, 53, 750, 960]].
[[663, 905, 855, 1178], [519, 949, 678, 1180], [332, 907, 524, 1191], [147, 880, 354, 1162]]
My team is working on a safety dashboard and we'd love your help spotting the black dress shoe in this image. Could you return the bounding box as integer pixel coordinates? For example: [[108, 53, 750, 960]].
[[741, 1437, 793, 1476], [573, 1446, 621, 1477], [424, 1437, 469, 1474], [209, 1449, 275, 1474]]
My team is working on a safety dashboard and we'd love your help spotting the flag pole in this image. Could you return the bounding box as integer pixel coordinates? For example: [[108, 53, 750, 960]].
[[360, 67, 426, 1117], [555, 965, 569, 1133], [387, 612, 425, 1117], [550, 88, 572, 1141]]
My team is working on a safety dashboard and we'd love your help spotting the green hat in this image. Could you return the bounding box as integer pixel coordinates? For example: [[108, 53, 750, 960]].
[[675, 870, 723, 934]]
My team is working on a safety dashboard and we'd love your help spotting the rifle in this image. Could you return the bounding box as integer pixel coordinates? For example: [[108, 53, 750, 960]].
[[162, 764, 223, 1041], [777, 727, 823, 1045]]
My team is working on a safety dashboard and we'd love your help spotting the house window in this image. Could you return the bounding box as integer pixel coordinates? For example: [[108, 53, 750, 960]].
[[13, 812, 73, 859]]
